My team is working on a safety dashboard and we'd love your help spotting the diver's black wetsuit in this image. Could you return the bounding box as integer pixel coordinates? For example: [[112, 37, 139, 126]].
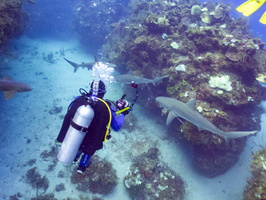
[[57, 96, 109, 155]]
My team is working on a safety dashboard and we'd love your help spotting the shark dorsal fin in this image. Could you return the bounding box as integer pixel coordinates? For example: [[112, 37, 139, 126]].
[[186, 99, 196, 109], [166, 111, 177, 126]]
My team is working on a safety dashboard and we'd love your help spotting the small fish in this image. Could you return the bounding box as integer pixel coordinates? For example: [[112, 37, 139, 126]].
[[0, 77, 32, 100]]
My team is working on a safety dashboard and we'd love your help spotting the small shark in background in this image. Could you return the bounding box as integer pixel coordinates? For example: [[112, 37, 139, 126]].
[[63, 57, 95, 73], [63, 56, 117, 73], [116, 74, 168, 86], [156, 96, 258, 140], [27, 0, 37, 4], [0, 77, 32, 100]]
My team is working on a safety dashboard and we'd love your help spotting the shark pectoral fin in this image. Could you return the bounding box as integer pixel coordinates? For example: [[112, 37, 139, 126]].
[[166, 111, 177, 126], [224, 130, 258, 139], [4, 90, 17, 100]]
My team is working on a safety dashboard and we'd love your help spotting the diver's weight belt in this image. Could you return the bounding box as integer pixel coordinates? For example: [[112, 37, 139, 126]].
[[70, 119, 89, 133]]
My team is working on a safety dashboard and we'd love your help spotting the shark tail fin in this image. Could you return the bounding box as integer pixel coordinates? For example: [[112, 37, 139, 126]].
[[63, 57, 79, 73], [152, 75, 168, 86], [94, 55, 99, 62], [223, 130, 258, 139]]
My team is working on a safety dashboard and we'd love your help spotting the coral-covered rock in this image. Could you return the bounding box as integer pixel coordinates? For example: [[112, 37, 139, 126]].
[[243, 149, 266, 200], [101, 0, 264, 177], [124, 148, 185, 200], [0, 0, 25, 46], [71, 156, 117, 195], [25, 167, 49, 195]]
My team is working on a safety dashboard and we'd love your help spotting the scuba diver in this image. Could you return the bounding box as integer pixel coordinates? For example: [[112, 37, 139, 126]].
[[236, 0, 266, 24], [56, 79, 138, 174]]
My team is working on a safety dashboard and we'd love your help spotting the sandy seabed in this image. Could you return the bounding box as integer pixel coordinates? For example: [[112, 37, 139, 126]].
[[0, 36, 265, 200]]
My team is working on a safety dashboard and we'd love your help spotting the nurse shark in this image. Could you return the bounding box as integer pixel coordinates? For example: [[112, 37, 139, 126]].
[[156, 96, 258, 140], [0, 77, 32, 100]]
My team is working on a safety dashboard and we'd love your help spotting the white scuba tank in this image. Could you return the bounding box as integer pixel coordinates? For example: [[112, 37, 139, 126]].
[[57, 104, 94, 164]]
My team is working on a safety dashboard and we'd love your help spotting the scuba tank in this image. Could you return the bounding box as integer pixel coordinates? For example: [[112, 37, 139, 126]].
[[57, 104, 94, 164]]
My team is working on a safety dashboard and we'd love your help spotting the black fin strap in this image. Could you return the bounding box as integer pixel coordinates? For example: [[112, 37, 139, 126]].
[[70, 119, 89, 133]]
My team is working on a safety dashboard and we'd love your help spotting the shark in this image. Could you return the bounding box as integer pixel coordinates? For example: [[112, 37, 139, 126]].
[[0, 77, 32, 100], [63, 57, 95, 73], [116, 74, 168, 86], [155, 96, 258, 140], [63, 56, 117, 73]]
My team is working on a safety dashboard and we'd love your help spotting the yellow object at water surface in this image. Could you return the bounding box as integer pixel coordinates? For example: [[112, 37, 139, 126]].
[[260, 11, 266, 24], [236, 0, 266, 24]]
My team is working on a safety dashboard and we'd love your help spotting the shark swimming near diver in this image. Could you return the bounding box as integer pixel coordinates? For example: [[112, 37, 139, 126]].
[[116, 74, 168, 86], [63, 57, 95, 73], [63, 56, 117, 73], [0, 77, 32, 100], [156, 96, 258, 140]]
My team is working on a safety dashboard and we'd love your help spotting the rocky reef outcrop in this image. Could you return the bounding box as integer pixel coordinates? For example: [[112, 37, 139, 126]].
[[124, 147, 185, 200], [70, 155, 118, 195], [101, 0, 265, 177], [0, 0, 25, 46], [243, 148, 266, 200]]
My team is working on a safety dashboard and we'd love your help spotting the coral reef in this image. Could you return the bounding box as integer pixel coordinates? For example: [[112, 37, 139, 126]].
[[124, 148, 185, 200], [55, 183, 65, 192], [243, 149, 266, 200], [101, 0, 264, 177], [29, 195, 102, 200], [0, 0, 25, 46], [25, 167, 49, 197], [43, 52, 56, 64], [40, 146, 58, 172], [71, 155, 118, 195], [9, 193, 23, 200], [30, 193, 57, 200]]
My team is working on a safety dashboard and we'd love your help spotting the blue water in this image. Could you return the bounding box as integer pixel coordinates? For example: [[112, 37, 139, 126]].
[[22, 0, 266, 44], [22, 0, 75, 40], [0, 0, 266, 199]]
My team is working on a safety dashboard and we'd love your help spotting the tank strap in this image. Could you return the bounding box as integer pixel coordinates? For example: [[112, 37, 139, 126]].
[[70, 119, 89, 133]]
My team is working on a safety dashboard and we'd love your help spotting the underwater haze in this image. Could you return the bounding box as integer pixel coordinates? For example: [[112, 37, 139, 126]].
[[0, 0, 266, 200]]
